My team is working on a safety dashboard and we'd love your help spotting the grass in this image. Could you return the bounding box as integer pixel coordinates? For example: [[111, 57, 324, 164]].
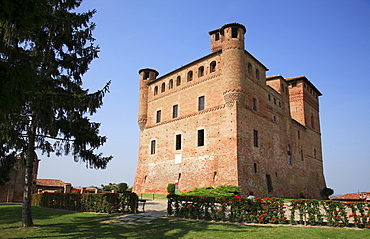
[[1, 203, 369, 238], [138, 194, 168, 200]]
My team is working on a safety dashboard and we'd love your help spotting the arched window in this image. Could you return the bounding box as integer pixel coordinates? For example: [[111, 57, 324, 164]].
[[154, 86, 158, 96], [161, 82, 165, 93], [176, 76, 181, 86], [187, 71, 193, 81], [256, 68, 260, 80], [169, 79, 173, 89], [248, 63, 252, 74], [210, 61, 216, 73], [198, 66, 204, 77]]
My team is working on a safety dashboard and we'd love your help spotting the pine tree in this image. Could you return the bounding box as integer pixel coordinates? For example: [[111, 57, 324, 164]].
[[0, 0, 112, 227]]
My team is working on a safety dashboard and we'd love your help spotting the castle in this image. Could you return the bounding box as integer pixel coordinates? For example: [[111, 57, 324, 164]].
[[133, 23, 327, 198]]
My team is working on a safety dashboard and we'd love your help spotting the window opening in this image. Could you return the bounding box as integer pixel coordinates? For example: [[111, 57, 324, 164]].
[[248, 63, 252, 74], [169, 79, 173, 89], [198, 66, 204, 77], [187, 71, 193, 81], [287, 145, 292, 165], [156, 110, 161, 123], [176, 76, 181, 86], [144, 71, 150, 79], [256, 68, 260, 80], [161, 82, 165, 93], [198, 96, 205, 111], [252, 98, 257, 111], [176, 134, 182, 150], [232, 27, 238, 38], [154, 86, 158, 96], [266, 174, 273, 193], [215, 33, 220, 41], [253, 130, 258, 147], [254, 163, 257, 173], [172, 105, 178, 118], [198, 129, 204, 146], [210, 61, 216, 73], [150, 140, 156, 154]]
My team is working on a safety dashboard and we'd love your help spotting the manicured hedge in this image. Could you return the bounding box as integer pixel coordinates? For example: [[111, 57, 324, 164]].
[[167, 195, 370, 229], [32, 192, 138, 213]]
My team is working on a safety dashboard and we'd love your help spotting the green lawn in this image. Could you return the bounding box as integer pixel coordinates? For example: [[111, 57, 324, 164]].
[[1, 203, 369, 238]]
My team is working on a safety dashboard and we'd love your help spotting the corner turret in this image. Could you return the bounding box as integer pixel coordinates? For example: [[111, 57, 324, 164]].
[[138, 68, 159, 130]]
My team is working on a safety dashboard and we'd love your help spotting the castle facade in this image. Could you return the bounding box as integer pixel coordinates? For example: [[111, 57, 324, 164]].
[[133, 23, 327, 198]]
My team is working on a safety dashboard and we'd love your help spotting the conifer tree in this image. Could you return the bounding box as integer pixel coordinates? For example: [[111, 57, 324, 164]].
[[0, 0, 112, 227]]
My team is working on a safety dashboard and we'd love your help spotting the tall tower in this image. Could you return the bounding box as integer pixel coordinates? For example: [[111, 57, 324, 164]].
[[137, 68, 159, 131], [209, 23, 247, 109]]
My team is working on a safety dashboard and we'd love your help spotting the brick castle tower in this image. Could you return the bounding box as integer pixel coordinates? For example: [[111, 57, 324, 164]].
[[133, 23, 327, 198]]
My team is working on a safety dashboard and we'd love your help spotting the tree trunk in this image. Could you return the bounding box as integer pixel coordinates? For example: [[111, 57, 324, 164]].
[[22, 125, 36, 227]]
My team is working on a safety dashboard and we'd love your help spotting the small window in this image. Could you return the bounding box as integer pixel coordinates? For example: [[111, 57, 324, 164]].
[[198, 96, 205, 111], [248, 63, 252, 74], [252, 98, 257, 111], [314, 149, 317, 159], [172, 105, 178, 118], [154, 86, 158, 96], [176, 76, 181, 86], [266, 174, 273, 193], [161, 82, 165, 93], [273, 98, 276, 104], [268, 94, 271, 101], [256, 68, 260, 80], [210, 61, 216, 73], [169, 79, 173, 89], [298, 130, 300, 140], [287, 145, 292, 165], [311, 114, 315, 129], [187, 71, 193, 81], [156, 110, 161, 123], [198, 129, 204, 147], [232, 27, 238, 38], [301, 150, 304, 161], [176, 134, 181, 150], [253, 130, 258, 147], [254, 163, 257, 173], [215, 33, 220, 41], [150, 140, 156, 154], [198, 66, 204, 77], [144, 71, 150, 79]]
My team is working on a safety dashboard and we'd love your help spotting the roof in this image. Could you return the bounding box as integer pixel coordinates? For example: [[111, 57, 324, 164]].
[[333, 192, 369, 200], [36, 179, 65, 187], [286, 75, 322, 96]]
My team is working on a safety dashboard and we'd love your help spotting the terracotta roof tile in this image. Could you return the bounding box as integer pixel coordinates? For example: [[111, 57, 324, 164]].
[[36, 179, 65, 187]]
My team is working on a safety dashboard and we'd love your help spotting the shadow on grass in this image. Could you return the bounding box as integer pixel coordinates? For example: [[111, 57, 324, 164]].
[[1, 204, 277, 238]]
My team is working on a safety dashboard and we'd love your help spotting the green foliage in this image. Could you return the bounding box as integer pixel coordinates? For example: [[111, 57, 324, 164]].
[[32, 192, 138, 213], [322, 187, 334, 197], [0, 0, 112, 227], [168, 195, 370, 229], [167, 183, 175, 194], [179, 185, 240, 198], [101, 182, 128, 193]]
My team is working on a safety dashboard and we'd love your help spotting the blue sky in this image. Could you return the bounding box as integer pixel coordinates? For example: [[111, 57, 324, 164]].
[[37, 0, 370, 195]]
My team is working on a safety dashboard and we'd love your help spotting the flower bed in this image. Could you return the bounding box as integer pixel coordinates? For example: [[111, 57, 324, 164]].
[[32, 192, 138, 213], [167, 195, 370, 229]]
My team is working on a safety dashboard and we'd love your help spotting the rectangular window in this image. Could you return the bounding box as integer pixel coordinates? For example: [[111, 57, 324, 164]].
[[266, 174, 273, 193], [172, 105, 178, 118], [252, 98, 257, 111], [298, 130, 300, 140], [232, 27, 238, 38], [156, 110, 161, 123], [254, 163, 257, 174], [150, 140, 156, 154], [198, 96, 205, 111], [198, 129, 204, 146], [253, 130, 258, 147], [176, 134, 181, 150], [287, 145, 292, 165]]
